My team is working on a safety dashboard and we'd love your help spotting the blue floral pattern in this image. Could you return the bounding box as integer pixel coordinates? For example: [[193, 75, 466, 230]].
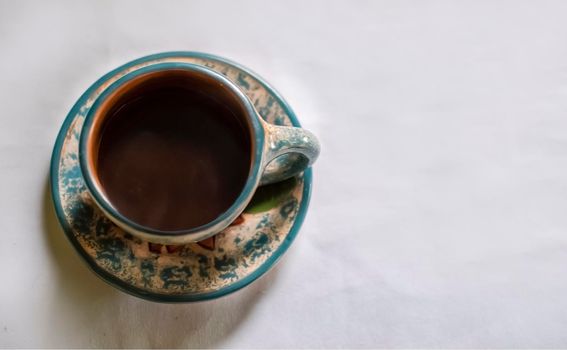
[[51, 53, 309, 301]]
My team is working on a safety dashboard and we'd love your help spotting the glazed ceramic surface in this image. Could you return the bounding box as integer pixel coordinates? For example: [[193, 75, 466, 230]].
[[78, 62, 319, 245], [50, 52, 312, 302]]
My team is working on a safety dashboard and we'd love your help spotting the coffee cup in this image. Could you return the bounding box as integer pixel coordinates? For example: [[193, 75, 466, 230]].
[[79, 62, 320, 244]]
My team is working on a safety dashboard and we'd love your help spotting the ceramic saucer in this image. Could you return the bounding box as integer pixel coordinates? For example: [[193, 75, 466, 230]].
[[50, 52, 312, 302]]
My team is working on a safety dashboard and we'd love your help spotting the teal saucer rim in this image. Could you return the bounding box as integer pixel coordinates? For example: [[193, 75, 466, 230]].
[[49, 51, 313, 303]]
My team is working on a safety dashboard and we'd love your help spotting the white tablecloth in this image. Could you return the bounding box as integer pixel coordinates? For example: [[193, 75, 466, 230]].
[[3, 0, 567, 347]]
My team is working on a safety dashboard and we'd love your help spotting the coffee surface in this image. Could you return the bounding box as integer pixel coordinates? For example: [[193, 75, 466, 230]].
[[96, 86, 251, 231]]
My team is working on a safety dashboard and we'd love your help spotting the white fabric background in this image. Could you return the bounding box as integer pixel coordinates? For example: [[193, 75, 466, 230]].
[[2, 0, 567, 348]]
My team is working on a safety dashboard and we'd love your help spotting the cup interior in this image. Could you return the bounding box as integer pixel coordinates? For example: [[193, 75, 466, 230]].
[[83, 67, 256, 232]]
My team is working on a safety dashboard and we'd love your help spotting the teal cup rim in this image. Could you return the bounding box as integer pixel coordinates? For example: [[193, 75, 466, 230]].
[[79, 62, 265, 240]]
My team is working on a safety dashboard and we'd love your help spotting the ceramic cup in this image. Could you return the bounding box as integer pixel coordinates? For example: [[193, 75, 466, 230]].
[[79, 62, 320, 245]]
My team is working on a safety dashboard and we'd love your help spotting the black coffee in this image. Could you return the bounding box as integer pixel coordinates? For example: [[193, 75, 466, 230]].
[[96, 73, 251, 231]]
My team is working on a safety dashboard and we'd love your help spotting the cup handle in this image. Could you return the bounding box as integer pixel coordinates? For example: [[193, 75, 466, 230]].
[[259, 121, 321, 185]]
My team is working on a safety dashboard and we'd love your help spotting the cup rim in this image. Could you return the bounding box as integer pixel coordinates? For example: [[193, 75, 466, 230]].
[[79, 62, 265, 240]]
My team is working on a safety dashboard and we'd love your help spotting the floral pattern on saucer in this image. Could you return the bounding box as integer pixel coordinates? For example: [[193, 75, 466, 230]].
[[51, 52, 312, 302]]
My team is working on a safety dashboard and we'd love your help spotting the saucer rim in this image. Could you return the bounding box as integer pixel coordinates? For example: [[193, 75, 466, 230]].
[[49, 51, 313, 303]]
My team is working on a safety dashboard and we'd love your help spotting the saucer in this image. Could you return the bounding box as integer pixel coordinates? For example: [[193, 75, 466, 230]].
[[50, 52, 312, 302]]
